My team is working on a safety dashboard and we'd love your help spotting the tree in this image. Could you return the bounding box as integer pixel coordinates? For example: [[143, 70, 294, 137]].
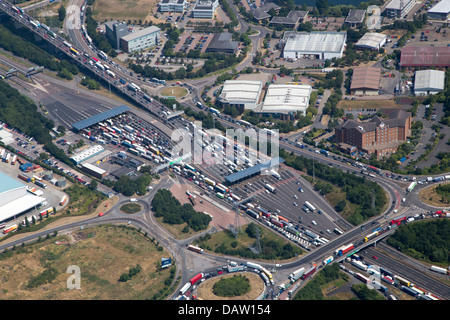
[[316, 0, 329, 15], [58, 5, 66, 21]]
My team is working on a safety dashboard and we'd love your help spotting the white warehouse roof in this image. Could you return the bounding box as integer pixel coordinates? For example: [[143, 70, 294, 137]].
[[414, 69, 446, 91], [219, 80, 263, 104], [428, 0, 450, 14], [355, 32, 387, 49], [0, 194, 46, 223], [81, 162, 107, 175], [70, 145, 105, 164], [283, 32, 347, 56], [258, 84, 312, 115]]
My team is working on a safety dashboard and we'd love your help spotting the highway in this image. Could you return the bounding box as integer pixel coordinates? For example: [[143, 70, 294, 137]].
[[0, 0, 448, 301]]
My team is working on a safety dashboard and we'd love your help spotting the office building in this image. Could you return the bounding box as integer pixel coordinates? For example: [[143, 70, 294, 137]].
[[105, 21, 129, 50], [192, 0, 219, 19], [159, 0, 188, 12], [120, 26, 161, 53]]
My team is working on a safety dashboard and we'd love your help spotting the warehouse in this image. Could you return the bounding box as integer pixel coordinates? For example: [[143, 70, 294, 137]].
[[427, 0, 450, 20], [254, 84, 312, 119], [355, 32, 387, 51], [282, 31, 347, 60], [70, 145, 105, 165], [217, 80, 263, 111], [400, 46, 450, 70], [350, 66, 381, 95], [80, 163, 107, 179], [345, 9, 366, 28], [414, 69, 446, 96], [0, 171, 46, 224]]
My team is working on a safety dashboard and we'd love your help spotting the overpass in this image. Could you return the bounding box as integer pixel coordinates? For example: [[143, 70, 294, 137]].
[[0, 2, 174, 137]]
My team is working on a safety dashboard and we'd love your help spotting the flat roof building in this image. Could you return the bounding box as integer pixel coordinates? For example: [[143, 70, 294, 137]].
[[400, 46, 450, 69], [159, 0, 188, 12], [105, 21, 129, 50], [0, 171, 46, 223], [80, 163, 107, 179], [384, 0, 415, 18], [255, 84, 312, 119], [192, 0, 219, 19], [120, 26, 161, 53], [218, 80, 263, 110], [355, 32, 387, 51], [350, 66, 381, 95], [282, 31, 347, 60], [414, 69, 446, 96], [427, 0, 450, 20], [70, 145, 105, 165], [206, 32, 239, 54]]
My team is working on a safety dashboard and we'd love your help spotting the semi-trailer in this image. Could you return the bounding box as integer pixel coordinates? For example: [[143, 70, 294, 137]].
[[179, 282, 191, 295], [351, 259, 367, 271], [289, 267, 305, 282], [265, 183, 276, 194], [246, 261, 263, 270], [18, 173, 31, 182], [189, 273, 204, 285], [430, 265, 449, 275], [338, 243, 354, 256], [187, 244, 204, 254], [301, 264, 317, 280]]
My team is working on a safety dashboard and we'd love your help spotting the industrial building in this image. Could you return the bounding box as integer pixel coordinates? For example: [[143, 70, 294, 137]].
[[345, 9, 366, 28], [427, 0, 450, 20], [400, 46, 450, 70], [205, 32, 239, 54], [282, 31, 347, 60], [217, 80, 263, 111], [414, 69, 446, 96], [105, 21, 129, 50], [0, 171, 46, 223], [159, 0, 188, 12], [334, 110, 412, 157], [225, 157, 284, 185], [120, 26, 161, 53], [384, 0, 415, 18], [254, 84, 312, 119], [350, 66, 381, 95], [80, 162, 107, 179], [70, 145, 105, 165], [192, 0, 219, 19], [355, 32, 387, 51]]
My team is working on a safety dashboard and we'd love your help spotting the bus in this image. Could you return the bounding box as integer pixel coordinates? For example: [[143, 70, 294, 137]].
[[237, 119, 251, 128], [98, 51, 108, 60], [209, 107, 221, 115], [334, 228, 343, 235], [70, 47, 79, 56], [304, 201, 316, 212], [106, 70, 116, 78]]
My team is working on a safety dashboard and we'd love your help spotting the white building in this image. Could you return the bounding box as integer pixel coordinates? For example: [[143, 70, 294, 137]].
[[120, 26, 161, 53], [70, 145, 105, 165], [282, 32, 347, 61], [427, 0, 450, 20], [384, 0, 415, 18], [414, 69, 446, 96], [355, 32, 387, 51], [255, 84, 312, 119], [192, 0, 219, 19], [218, 80, 263, 110], [159, 0, 188, 12]]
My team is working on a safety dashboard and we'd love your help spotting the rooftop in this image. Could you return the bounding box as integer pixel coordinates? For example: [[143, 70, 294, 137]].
[[337, 110, 411, 133], [259, 84, 312, 114], [120, 26, 160, 42], [283, 32, 347, 54], [207, 32, 239, 52], [225, 157, 284, 184], [0, 194, 46, 223], [251, 2, 281, 20], [345, 9, 366, 23], [269, 10, 308, 25], [414, 69, 446, 90], [428, 0, 450, 14], [0, 171, 25, 194], [219, 80, 263, 103], [350, 66, 381, 91], [355, 32, 387, 49], [400, 46, 450, 67], [72, 105, 130, 131]]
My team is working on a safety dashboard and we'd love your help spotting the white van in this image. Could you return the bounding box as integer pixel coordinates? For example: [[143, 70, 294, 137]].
[[311, 220, 317, 226]]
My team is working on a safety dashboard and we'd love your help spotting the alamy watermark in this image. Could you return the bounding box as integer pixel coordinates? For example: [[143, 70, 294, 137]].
[[66, 265, 81, 290]]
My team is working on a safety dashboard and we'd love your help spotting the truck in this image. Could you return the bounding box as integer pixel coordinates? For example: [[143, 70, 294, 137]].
[[187, 244, 204, 254], [189, 273, 204, 285], [430, 265, 449, 275], [406, 182, 417, 193], [322, 256, 334, 265], [351, 259, 367, 271], [18, 174, 31, 182], [124, 125, 134, 133], [390, 215, 406, 226], [265, 183, 276, 194], [301, 264, 317, 280], [289, 267, 305, 282], [3, 224, 18, 234], [304, 201, 316, 212], [338, 243, 354, 256], [179, 282, 191, 295], [246, 261, 262, 270]]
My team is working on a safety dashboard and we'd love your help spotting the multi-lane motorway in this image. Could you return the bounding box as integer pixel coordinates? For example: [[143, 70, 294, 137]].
[[0, 0, 448, 301]]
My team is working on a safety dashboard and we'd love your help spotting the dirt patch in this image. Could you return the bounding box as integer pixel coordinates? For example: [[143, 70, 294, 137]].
[[92, 0, 159, 22], [197, 272, 265, 300], [418, 182, 450, 207], [338, 99, 398, 110]]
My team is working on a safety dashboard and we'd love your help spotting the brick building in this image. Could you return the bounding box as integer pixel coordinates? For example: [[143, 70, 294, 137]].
[[334, 110, 411, 157]]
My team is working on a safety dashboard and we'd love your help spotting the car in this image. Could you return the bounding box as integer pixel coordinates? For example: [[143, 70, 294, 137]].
[[98, 212, 104, 217], [293, 202, 298, 206], [373, 256, 378, 260]]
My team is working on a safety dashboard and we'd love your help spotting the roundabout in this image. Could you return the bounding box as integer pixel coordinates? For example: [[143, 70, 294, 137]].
[[160, 86, 189, 99]]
